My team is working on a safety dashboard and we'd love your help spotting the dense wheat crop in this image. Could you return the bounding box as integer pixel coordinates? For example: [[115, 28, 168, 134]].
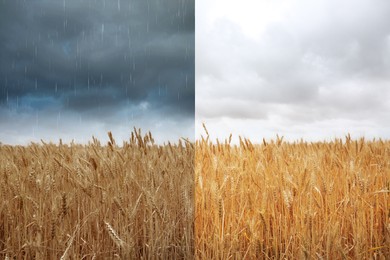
[[2, 127, 390, 259], [0, 129, 194, 259], [195, 129, 390, 259]]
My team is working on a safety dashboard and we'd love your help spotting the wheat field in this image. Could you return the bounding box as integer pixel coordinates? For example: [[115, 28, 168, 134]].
[[1, 128, 389, 259], [195, 128, 390, 259], [0, 129, 194, 259]]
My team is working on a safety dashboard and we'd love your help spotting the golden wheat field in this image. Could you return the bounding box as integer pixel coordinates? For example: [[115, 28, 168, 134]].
[[195, 130, 390, 259], [1, 128, 390, 259], [0, 130, 194, 259]]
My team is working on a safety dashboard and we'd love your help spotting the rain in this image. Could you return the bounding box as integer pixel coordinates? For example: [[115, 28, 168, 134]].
[[0, 0, 195, 144]]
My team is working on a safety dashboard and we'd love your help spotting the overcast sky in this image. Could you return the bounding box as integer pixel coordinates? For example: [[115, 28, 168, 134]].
[[0, 0, 194, 145], [196, 0, 390, 142]]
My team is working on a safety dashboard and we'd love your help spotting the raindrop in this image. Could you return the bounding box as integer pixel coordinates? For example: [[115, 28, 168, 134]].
[[35, 79, 38, 90], [55, 83, 58, 93], [118, 0, 121, 11], [101, 23, 105, 41]]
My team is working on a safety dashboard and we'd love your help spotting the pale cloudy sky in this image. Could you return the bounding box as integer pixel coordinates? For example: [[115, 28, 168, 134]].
[[196, 0, 390, 142]]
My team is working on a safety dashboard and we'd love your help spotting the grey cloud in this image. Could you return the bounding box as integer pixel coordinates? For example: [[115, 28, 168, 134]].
[[197, 0, 390, 122], [0, 0, 194, 143], [197, 98, 268, 119], [0, 0, 194, 101]]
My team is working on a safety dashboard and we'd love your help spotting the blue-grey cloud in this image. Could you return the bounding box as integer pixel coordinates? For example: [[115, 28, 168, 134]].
[[0, 0, 194, 144]]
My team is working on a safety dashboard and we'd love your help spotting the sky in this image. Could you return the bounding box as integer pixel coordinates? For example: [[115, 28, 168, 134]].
[[196, 0, 390, 142], [0, 0, 194, 145]]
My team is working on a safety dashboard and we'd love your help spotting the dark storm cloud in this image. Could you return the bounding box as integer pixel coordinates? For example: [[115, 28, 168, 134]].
[[0, 0, 194, 110], [0, 0, 194, 144]]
